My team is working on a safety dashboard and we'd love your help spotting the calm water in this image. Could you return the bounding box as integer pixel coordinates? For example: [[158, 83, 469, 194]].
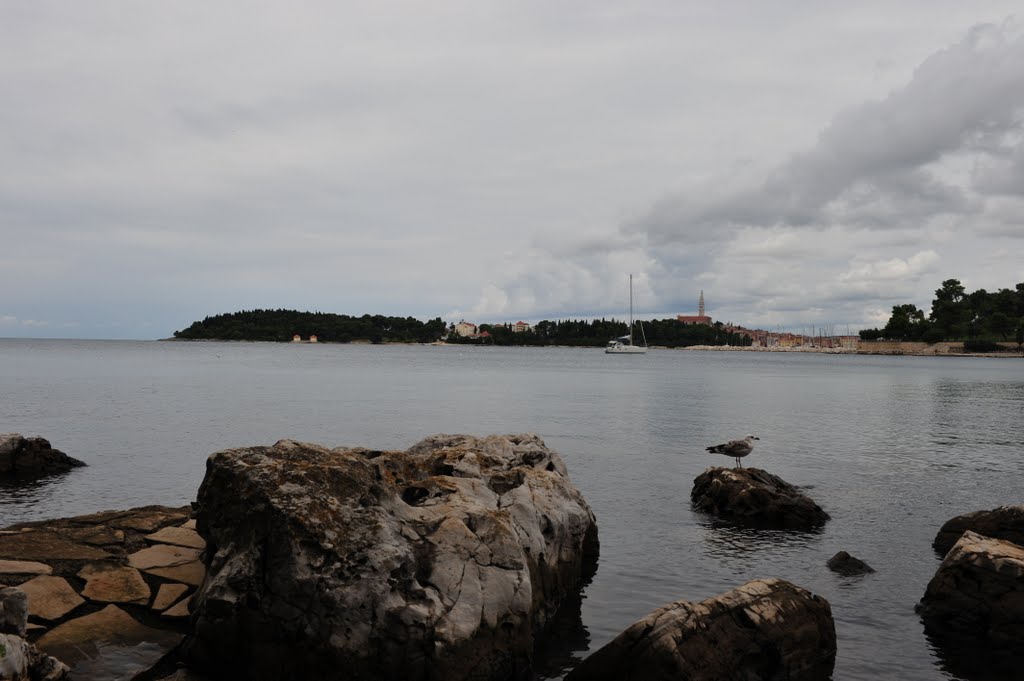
[[2, 339, 1023, 680]]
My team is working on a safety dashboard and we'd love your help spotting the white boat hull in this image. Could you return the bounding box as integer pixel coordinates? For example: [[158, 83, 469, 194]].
[[605, 343, 647, 354]]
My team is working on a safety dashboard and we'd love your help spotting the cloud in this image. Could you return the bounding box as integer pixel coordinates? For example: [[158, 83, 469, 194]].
[[642, 23, 1024, 242], [470, 21, 1024, 331], [838, 250, 941, 284], [3, 6, 1023, 338]]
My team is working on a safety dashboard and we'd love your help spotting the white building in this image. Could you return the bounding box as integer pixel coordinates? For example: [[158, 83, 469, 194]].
[[453, 321, 478, 337]]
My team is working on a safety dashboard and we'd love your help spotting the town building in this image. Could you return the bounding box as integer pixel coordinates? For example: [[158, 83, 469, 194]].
[[512, 321, 531, 333], [677, 290, 713, 325], [453, 321, 478, 337]]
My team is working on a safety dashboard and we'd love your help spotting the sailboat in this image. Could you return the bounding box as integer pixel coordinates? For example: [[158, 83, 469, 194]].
[[605, 274, 648, 354]]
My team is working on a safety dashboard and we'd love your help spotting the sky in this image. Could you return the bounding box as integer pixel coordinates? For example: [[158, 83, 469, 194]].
[[2, 2, 1023, 339]]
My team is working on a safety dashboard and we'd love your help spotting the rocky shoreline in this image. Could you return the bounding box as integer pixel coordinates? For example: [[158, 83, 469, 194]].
[[3, 433, 1022, 680]]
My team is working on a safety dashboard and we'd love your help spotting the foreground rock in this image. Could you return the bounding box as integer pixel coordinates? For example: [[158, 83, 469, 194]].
[[919, 531, 1024, 657], [691, 467, 829, 529], [0, 434, 85, 477], [183, 434, 598, 681], [565, 578, 836, 681], [0, 587, 69, 680], [933, 505, 1024, 556]]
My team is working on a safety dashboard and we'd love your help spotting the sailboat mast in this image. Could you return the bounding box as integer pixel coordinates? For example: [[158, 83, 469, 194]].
[[629, 274, 634, 346]]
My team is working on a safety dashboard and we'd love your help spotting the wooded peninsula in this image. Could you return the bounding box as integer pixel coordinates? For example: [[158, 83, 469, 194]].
[[859, 279, 1024, 351], [172, 310, 753, 348]]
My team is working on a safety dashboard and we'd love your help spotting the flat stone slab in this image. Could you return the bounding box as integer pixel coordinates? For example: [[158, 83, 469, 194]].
[[0, 531, 110, 561], [127, 544, 201, 571], [145, 561, 205, 587], [152, 583, 189, 612], [128, 544, 205, 586], [162, 597, 190, 619], [79, 563, 151, 605], [37, 505, 190, 534], [145, 526, 205, 550], [0, 559, 52, 580], [180, 519, 197, 530], [36, 604, 183, 679], [63, 525, 126, 547], [17, 575, 85, 621], [108, 508, 191, 533]]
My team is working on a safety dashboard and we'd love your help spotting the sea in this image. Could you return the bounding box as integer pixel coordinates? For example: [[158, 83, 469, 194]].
[[2, 338, 1023, 680]]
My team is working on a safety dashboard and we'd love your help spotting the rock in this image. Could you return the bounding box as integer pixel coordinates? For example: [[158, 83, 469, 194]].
[[78, 563, 151, 605], [826, 551, 874, 576], [128, 545, 205, 586], [1, 586, 29, 636], [0, 433, 85, 476], [17, 576, 85, 622], [153, 583, 191, 612], [162, 597, 191, 619], [933, 505, 1024, 556], [183, 434, 598, 681], [565, 578, 836, 681], [0, 530, 110, 563], [0, 633, 69, 680], [146, 526, 206, 550], [691, 467, 830, 529], [919, 531, 1024, 656], [0, 560, 52, 584], [0, 588, 68, 680], [35, 604, 183, 679]]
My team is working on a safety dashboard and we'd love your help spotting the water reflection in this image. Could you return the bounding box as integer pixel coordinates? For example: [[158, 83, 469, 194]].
[[695, 514, 823, 573], [533, 586, 592, 681], [0, 473, 72, 525], [922, 623, 1022, 681]]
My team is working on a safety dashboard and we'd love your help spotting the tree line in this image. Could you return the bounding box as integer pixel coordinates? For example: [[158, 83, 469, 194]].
[[449, 318, 752, 348], [173, 309, 447, 344], [859, 279, 1024, 348], [174, 309, 752, 348]]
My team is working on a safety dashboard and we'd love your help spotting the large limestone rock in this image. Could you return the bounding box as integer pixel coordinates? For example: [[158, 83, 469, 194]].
[[691, 467, 829, 529], [933, 505, 1024, 556], [565, 578, 836, 681], [183, 434, 598, 681], [0, 434, 85, 477], [919, 531, 1024, 655]]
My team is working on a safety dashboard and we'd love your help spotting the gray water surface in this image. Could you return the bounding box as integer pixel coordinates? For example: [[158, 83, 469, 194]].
[[2, 339, 1022, 679]]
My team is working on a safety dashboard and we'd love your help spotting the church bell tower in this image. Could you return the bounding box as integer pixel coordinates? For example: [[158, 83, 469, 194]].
[[699, 290, 705, 317]]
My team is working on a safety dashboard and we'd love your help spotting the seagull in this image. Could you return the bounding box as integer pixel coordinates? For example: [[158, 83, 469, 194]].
[[706, 435, 760, 468]]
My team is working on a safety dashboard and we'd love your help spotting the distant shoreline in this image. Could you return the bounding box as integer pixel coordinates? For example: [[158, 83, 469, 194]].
[[161, 338, 1021, 357], [679, 344, 1022, 358]]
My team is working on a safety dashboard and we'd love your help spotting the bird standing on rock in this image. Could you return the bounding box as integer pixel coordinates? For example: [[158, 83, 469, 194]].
[[706, 435, 759, 468]]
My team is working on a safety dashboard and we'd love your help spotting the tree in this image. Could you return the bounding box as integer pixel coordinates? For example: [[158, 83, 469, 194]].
[[930, 279, 967, 340], [882, 304, 928, 340]]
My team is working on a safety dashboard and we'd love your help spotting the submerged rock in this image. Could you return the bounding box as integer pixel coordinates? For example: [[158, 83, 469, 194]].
[[919, 531, 1024, 657], [183, 433, 599, 681], [565, 578, 836, 681], [932, 505, 1024, 556], [826, 551, 874, 576], [0, 434, 85, 477], [691, 467, 829, 530]]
